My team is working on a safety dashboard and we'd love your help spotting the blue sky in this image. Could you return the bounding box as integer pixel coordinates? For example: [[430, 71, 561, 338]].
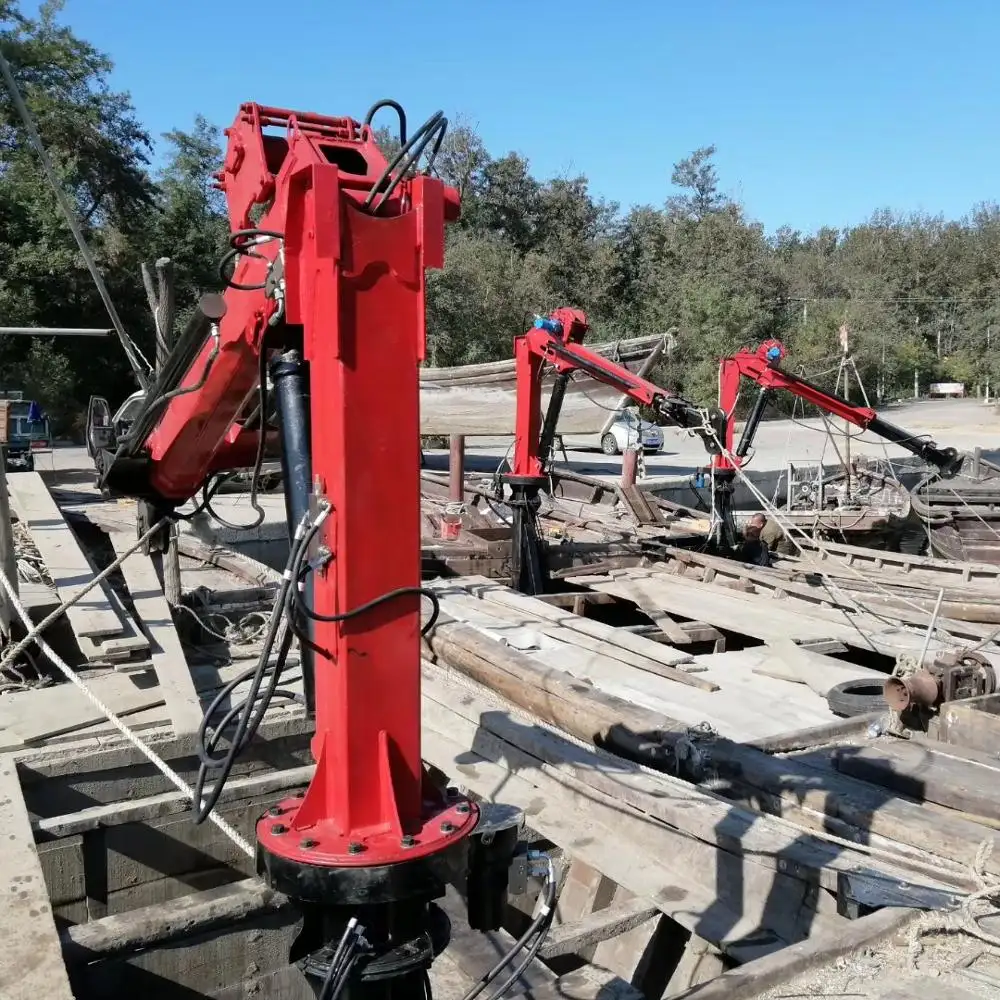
[[36, 0, 1000, 234]]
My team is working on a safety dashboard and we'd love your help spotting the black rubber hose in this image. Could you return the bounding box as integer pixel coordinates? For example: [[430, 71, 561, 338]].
[[365, 110, 447, 212], [286, 518, 440, 633], [363, 99, 407, 144], [192, 515, 311, 822], [458, 868, 556, 1000]]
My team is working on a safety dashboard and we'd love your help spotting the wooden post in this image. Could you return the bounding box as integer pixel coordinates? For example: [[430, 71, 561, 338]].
[[442, 434, 465, 540], [621, 447, 639, 488], [448, 434, 465, 502], [141, 257, 181, 606], [0, 467, 17, 638]]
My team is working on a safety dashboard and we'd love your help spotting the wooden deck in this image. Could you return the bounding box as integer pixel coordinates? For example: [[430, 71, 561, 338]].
[[4, 470, 1000, 998]]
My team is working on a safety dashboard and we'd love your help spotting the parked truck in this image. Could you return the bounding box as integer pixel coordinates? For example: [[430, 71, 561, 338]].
[[0, 390, 51, 472]]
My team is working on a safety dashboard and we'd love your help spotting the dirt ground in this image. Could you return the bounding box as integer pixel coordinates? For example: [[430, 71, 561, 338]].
[[759, 919, 1000, 999]]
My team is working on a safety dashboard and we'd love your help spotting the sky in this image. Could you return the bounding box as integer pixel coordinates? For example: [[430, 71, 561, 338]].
[[32, 0, 1000, 234]]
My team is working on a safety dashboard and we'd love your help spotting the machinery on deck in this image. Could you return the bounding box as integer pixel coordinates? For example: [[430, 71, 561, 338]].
[[92, 100, 539, 998], [506, 311, 964, 594]]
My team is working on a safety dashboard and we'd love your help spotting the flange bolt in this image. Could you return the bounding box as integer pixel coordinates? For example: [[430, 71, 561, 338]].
[[348, 841, 365, 854], [271, 824, 287, 835]]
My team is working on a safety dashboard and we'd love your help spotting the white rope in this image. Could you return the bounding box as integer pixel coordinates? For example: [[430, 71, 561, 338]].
[[0, 566, 254, 858], [174, 603, 269, 646], [698, 413, 971, 642], [908, 839, 1000, 964]]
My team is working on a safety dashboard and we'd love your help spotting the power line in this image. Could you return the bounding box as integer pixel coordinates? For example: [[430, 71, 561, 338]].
[[786, 295, 1000, 306]]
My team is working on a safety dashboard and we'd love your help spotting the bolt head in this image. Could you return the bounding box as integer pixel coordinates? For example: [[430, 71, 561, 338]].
[[347, 841, 364, 855], [440, 821, 455, 834], [300, 837, 318, 850], [267, 805, 283, 817], [401, 835, 416, 849], [456, 802, 471, 815], [270, 823, 287, 835]]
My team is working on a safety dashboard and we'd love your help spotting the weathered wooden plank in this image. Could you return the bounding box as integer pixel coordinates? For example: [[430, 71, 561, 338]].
[[937, 694, 1000, 754], [833, 739, 1000, 819], [540, 896, 659, 958], [607, 566, 1000, 669], [749, 640, 887, 697], [111, 532, 203, 736], [424, 631, 1000, 882], [435, 587, 715, 690], [670, 906, 917, 999], [749, 712, 884, 753], [8, 471, 125, 637], [0, 757, 74, 1000], [421, 718, 791, 953], [571, 568, 840, 643], [34, 764, 313, 838], [447, 576, 697, 671], [0, 669, 164, 748], [61, 876, 283, 965], [878, 983, 980, 1000], [422, 664, 954, 898], [584, 576, 693, 644]]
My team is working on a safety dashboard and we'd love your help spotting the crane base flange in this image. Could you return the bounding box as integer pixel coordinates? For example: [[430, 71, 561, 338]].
[[255, 797, 478, 904]]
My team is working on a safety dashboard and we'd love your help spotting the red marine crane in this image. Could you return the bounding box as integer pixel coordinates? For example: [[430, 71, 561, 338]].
[[506, 311, 962, 593], [98, 101, 532, 998]]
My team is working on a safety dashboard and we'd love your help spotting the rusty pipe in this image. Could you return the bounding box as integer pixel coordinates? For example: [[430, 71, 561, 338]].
[[884, 669, 941, 712]]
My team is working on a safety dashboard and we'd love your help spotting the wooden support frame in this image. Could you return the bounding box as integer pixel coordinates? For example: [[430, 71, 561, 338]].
[[0, 672, 958, 1000], [0, 756, 74, 999]]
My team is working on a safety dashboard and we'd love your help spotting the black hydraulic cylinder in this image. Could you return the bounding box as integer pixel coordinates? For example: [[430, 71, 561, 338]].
[[736, 388, 770, 459], [270, 350, 312, 537], [505, 476, 548, 596], [538, 372, 571, 469], [865, 415, 962, 476], [270, 349, 315, 711]]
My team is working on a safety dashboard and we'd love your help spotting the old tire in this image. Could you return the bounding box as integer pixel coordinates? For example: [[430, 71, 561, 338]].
[[601, 433, 619, 456], [826, 678, 886, 718]]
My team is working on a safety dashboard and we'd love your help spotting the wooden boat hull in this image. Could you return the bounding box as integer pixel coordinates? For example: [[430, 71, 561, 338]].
[[419, 335, 665, 436]]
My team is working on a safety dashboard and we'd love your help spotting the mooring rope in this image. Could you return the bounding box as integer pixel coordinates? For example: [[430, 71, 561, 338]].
[[0, 565, 254, 858]]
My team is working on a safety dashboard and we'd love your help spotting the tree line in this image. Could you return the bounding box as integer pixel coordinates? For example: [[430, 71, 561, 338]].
[[3, 1, 999, 437]]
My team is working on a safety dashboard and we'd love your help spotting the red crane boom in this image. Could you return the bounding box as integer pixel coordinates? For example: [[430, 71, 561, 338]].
[[506, 311, 961, 589], [99, 101, 521, 998]]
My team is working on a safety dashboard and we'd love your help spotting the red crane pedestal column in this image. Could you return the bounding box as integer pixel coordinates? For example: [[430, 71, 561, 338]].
[[254, 165, 477, 995]]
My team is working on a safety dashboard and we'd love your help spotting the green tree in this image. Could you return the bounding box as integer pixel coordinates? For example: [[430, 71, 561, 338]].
[[668, 145, 725, 221], [149, 116, 229, 314], [0, 0, 156, 428]]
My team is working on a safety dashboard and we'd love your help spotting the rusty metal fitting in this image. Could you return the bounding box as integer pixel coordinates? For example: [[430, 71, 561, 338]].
[[884, 669, 941, 712]]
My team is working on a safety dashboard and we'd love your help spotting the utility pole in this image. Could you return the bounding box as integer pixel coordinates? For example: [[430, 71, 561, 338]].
[[879, 331, 886, 402], [987, 326, 993, 403], [0, 467, 16, 639], [142, 257, 181, 606]]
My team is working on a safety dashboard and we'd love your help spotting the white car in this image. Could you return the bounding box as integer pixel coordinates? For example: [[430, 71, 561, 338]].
[[600, 409, 664, 455]]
